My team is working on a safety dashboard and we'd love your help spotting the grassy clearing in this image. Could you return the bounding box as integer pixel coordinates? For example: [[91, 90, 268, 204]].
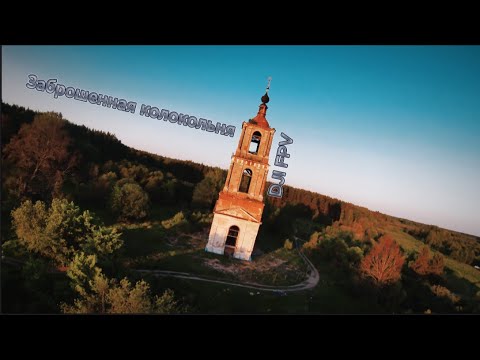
[[118, 215, 308, 287], [108, 205, 301, 287]]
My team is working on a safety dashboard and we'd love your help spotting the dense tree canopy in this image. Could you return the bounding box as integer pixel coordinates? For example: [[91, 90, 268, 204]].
[[61, 253, 181, 314], [410, 246, 445, 276], [191, 168, 225, 209], [110, 180, 150, 221], [11, 198, 122, 266], [3, 112, 77, 201]]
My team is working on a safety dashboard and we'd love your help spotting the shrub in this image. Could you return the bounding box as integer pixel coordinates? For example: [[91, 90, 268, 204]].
[[303, 231, 320, 250], [347, 246, 363, 264], [284, 239, 294, 250], [161, 211, 189, 231], [190, 211, 213, 226], [429, 253, 445, 275], [430, 285, 460, 304]]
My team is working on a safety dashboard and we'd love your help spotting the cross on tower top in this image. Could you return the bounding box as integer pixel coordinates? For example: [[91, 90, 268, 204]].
[[261, 76, 272, 105]]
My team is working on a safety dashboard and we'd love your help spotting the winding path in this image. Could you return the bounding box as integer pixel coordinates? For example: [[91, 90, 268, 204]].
[[135, 237, 319, 292]]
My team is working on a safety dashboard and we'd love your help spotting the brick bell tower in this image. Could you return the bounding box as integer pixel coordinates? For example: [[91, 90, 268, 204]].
[[205, 80, 275, 261]]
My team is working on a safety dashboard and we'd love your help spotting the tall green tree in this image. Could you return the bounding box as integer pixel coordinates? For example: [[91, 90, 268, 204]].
[[191, 168, 225, 209], [61, 253, 110, 313]]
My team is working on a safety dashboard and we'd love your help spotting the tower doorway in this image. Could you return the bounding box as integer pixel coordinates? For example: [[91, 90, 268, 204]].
[[224, 225, 239, 256]]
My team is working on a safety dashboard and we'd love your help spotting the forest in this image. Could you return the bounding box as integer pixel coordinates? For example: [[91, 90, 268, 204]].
[[1, 102, 479, 314]]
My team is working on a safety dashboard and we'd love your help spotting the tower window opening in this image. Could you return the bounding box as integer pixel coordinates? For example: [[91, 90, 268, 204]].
[[239, 168, 252, 193], [248, 131, 262, 154]]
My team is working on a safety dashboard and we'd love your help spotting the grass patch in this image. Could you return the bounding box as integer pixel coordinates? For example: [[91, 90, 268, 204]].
[[120, 225, 169, 258], [150, 204, 186, 222]]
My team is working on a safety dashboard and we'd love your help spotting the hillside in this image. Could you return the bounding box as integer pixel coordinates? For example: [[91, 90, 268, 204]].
[[1, 102, 479, 314]]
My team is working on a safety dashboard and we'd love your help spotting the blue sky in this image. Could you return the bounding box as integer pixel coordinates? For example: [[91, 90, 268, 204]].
[[2, 46, 480, 236]]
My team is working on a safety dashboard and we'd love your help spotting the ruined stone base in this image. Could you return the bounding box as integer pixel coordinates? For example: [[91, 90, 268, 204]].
[[233, 250, 252, 261], [205, 244, 224, 255], [205, 212, 259, 262], [204, 245, 252, 261]]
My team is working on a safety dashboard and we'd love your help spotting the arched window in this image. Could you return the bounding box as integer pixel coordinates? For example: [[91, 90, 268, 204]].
[[248, 131, 262, 154], [225, 225, 239, 247], [238, 168, 252, 193]]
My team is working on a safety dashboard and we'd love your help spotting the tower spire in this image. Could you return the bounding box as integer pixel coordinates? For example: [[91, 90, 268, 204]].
[[261, 76, 271, 104], [252, 77, 272, 128]]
